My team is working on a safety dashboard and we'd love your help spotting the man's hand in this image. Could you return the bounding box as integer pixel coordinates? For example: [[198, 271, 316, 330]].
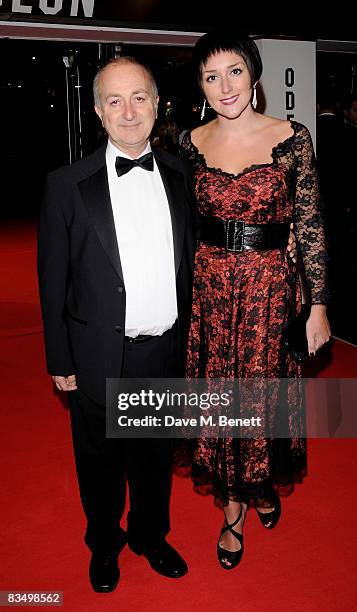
[[287, 222, 297, 263], [52, 375, 77, 392]]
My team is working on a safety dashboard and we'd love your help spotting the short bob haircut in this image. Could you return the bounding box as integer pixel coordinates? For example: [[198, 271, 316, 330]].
[[192, 29, 263, 90]]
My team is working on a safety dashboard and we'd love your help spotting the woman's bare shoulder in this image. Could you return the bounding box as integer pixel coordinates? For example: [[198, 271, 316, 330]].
[[269, 116, 297, 139], [191, 120, 216, 147], [258, 115, 294, 138]]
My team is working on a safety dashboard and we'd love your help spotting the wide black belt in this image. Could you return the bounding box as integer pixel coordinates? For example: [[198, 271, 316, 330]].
[[199, 216, 290, 252]]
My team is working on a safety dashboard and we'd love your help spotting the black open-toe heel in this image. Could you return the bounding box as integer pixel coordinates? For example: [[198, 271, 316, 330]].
[[217, 503, 246, 570], [256, 493, 281, 529]]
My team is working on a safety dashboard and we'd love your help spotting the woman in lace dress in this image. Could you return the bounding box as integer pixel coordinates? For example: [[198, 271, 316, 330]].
[[181, 30, 331, 569]]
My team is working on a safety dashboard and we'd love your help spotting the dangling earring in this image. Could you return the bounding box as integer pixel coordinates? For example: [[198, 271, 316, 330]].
[[200, 99, 207, 121], [252, 85, 257, 109]]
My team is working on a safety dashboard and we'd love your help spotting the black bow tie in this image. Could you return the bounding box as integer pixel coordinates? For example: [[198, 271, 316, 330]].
[[115, 152, 154, 177]]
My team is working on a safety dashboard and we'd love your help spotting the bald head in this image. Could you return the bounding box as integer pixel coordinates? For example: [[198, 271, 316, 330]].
[[93, 57, 159, 157], [93, 57, 158, 109]]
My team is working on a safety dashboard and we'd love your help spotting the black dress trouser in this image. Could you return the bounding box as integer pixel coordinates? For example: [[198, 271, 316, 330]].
[[68, 323, 179, 554]]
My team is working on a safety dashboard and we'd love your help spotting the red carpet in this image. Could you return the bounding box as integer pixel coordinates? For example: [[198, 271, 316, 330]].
[[1, 220, 357, 611]]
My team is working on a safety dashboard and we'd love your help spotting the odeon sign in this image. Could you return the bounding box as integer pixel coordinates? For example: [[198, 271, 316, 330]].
[[0, 0, 95, 17]]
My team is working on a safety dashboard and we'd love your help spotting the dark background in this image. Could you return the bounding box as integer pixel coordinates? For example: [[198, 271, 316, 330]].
[[1, 38, 356, 218]]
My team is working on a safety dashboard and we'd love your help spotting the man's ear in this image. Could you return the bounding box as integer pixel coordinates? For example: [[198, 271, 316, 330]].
[[94, 105, 103, 124], [155, 96, 159, 119]]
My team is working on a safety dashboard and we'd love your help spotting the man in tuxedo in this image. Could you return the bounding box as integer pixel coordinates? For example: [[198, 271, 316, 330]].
[[37, 57, 195, 592]]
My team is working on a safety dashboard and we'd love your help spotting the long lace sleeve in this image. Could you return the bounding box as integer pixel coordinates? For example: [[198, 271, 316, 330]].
[[293, 124, 330, 305], [180, 130, 197, 163], [179, 130, 202, 240]]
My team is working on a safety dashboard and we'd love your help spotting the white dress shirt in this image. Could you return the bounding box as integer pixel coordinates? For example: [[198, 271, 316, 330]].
[[106, 140, 177, 337]]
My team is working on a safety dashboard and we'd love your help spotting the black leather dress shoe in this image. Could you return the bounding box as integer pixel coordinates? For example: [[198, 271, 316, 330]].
[[89, 553, 120, 592], [128, 539, 188, 578]]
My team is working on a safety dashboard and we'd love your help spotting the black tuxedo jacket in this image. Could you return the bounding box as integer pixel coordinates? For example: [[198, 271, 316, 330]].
[[37, 142, 196, 405]]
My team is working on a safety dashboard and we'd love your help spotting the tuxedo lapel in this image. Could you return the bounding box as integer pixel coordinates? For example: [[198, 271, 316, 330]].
[[78, 161, 124, 282], [154, 151, 185, 276], [78, 145, 185, 283]]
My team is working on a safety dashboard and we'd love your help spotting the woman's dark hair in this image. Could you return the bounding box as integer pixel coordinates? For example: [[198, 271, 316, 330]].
[[192, 29, 263, 89]]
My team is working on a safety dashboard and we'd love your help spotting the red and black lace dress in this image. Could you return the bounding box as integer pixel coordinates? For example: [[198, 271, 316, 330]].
[[180, 120, 329, 508]]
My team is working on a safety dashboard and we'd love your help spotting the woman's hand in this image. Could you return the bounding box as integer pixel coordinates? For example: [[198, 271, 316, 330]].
[[287, 222, 297, 263], [306, 305, 331, 356]]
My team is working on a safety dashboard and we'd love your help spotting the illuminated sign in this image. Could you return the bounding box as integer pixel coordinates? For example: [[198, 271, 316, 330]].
[[0, 0, 95, 17]]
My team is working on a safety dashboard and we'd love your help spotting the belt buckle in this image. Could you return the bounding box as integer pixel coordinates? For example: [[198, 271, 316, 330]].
[[226, 219, 245, 252]]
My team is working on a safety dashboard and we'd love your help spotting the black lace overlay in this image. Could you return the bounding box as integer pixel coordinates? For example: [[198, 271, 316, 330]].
[[177, 121, 328, 507], [181, 120, 330, 306]]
